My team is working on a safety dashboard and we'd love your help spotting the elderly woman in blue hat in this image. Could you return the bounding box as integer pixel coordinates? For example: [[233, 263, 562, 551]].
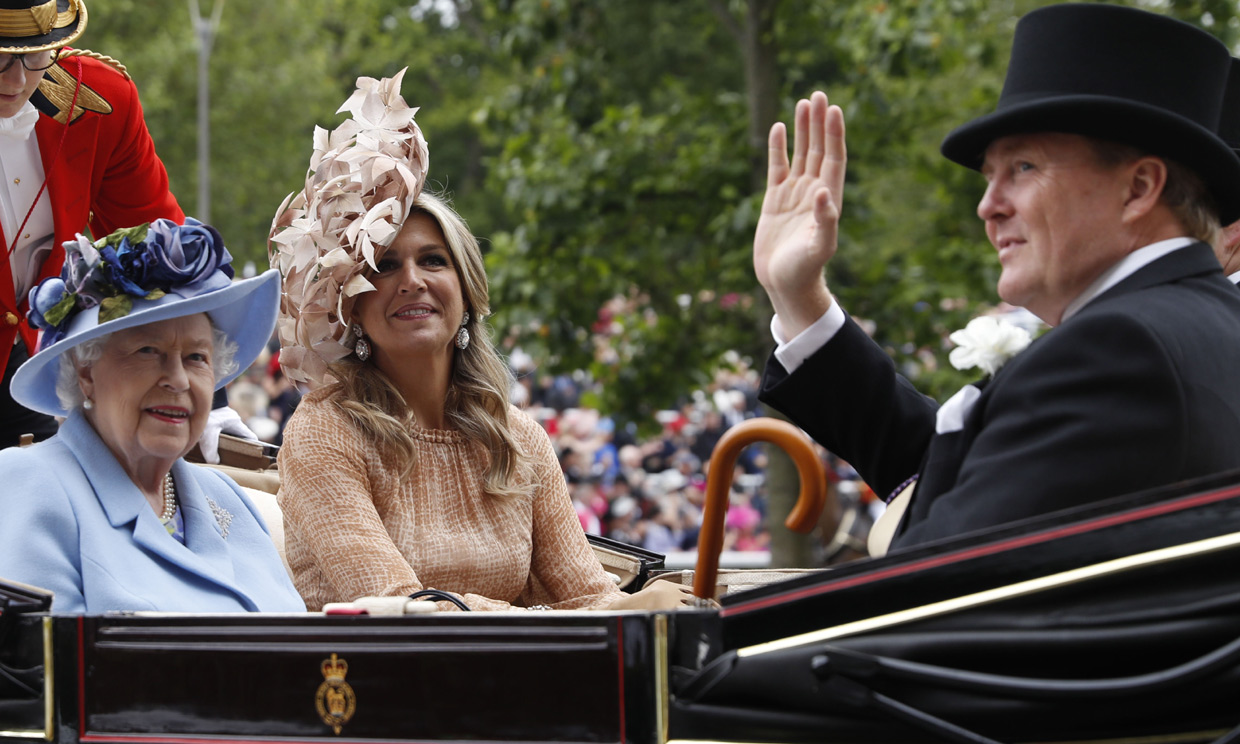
[[0, 219, 304, 613]]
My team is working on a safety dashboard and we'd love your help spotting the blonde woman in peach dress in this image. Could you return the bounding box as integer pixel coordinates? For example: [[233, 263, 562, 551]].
[[270, 71, 693, 613]]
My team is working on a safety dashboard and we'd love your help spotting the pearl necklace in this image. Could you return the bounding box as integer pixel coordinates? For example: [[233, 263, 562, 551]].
[[160, 473, 177, 523]]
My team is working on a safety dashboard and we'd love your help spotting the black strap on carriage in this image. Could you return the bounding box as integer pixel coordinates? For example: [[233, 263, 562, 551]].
[[811, 633, 1240, 698], [814, 673, 1004, 744], [809, 641, 1240, 744]]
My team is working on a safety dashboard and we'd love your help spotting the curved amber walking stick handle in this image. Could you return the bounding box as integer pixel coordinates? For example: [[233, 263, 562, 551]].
[[692, 418, 827, 601]]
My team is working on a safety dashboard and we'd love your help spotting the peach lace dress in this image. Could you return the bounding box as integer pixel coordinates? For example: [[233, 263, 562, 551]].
[[278, 384, 622, 611]]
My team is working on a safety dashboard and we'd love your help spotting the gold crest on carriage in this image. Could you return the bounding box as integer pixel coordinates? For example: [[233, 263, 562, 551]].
[[314, 653, 356, 735]]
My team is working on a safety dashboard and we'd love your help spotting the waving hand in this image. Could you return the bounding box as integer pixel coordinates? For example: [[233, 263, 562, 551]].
[[753, 91, 847, 339]]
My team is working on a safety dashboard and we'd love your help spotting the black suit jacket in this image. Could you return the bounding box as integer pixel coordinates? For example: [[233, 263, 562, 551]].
[[761, 243, 1240, 550]]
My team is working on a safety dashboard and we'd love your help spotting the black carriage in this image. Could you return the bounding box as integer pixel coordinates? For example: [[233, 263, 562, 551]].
[[5, 428, 1240, 743]]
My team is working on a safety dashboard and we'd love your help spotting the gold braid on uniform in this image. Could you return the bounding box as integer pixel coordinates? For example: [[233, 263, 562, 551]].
[[58, 49, 128, 80], [36, 49, 121, 124], [0, 0, 78, 39]]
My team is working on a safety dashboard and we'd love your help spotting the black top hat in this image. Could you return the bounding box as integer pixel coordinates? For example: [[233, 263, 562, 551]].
[[0, 0, 87, 54], [941, 3, 1240, 224]]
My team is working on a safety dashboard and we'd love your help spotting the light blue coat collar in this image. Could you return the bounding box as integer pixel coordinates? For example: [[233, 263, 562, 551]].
[[57, 411, 255, 607]]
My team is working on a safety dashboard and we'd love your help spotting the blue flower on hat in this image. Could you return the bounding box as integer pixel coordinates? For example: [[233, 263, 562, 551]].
[[98, 244, 146, 298], [25, 218, 235, 349], [123, 217, 234, 295], [27, 277, 71, 348], [62, 235, 104, 307]]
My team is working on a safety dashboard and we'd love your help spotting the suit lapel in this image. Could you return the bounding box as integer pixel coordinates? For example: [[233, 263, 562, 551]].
[[901, 429, 971, 534], [896, 371, 1007, 538]]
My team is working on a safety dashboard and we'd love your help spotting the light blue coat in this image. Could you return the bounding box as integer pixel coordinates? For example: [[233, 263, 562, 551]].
[[0, 411, 305, 614]]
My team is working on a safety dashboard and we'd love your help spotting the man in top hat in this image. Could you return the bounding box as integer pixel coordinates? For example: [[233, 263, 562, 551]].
[[0, 0, 184, 449], [754, 3, 1240, 552]]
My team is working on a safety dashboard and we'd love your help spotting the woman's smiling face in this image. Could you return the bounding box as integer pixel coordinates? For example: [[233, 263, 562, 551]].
[[352, 212, 465, 372], [79, 313, 216, 478]]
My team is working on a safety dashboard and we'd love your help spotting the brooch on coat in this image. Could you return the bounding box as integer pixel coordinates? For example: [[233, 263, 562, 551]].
[[205, 497, 233, 539]]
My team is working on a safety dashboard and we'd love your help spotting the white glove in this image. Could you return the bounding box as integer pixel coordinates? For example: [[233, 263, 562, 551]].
[[322, 597, 439, 615], [198, 405, 260, 464]]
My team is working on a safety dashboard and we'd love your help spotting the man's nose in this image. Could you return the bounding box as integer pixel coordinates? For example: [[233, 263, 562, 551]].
[[977, 180, 1008, 222]]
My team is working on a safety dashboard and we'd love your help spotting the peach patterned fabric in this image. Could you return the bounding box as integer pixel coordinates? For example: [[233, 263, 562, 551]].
[[278, 384, 622, 611]]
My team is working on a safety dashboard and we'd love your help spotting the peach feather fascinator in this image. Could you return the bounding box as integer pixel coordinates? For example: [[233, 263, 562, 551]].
[[268, 68, 429, 385]]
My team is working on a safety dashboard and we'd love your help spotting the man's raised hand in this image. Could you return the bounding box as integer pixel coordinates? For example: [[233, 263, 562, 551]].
[[753, 91, 846, 339]]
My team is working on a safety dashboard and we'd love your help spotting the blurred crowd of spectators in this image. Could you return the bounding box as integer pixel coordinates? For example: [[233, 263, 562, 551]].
[[525, 362, 772, 555], [221, 340, 302, 447]]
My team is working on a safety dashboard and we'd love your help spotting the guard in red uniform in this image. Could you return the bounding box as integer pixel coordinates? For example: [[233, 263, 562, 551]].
[[0, 0, 184, 448]]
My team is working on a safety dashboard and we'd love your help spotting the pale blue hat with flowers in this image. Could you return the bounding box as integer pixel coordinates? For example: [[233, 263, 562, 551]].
[[11, 218, 280, 417]]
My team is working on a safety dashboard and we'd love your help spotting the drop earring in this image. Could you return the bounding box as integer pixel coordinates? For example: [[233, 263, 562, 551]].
[[353, 324, 371, 361], [455, 311, 471, 350]]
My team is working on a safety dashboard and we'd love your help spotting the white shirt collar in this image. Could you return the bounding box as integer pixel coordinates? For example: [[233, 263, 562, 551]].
[[1229, 269, 1240, 285], [1060, 237, 1195, 323], [0, 101, 40, 142]]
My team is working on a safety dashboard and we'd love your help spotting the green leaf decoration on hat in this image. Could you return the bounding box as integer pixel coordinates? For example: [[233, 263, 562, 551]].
[[41, 293, 76, 328], [98, 294, 132, 323], [100, 223, 150, 249]]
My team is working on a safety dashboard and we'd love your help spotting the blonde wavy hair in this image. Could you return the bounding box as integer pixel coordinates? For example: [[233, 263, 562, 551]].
[[328, 192, 531, 498]]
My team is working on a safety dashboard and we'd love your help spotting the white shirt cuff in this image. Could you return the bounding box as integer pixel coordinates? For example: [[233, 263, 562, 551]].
[[772, 302, 845, 374]]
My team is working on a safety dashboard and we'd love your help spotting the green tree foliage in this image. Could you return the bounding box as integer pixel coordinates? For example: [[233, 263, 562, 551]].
[[483, 2, 760, 422], [83, 0, 508, 264]]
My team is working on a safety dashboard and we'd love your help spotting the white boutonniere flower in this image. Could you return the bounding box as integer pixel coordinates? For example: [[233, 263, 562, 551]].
[[948, 316, 1032, 377]]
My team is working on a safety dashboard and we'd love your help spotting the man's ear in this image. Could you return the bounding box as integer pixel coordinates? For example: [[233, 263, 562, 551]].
[[1121, 156, 1168, 224]]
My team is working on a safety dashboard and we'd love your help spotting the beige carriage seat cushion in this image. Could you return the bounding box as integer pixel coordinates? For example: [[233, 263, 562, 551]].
[[240, 487, 290, 577], [867, 479, 915, 559], [589, 542, 641, 589], [201, 463, 280, 494]]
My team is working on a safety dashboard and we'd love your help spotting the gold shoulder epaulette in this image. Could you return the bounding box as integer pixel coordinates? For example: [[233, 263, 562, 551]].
[[34, 49, 125, 124], [58, 48, 130, 80]]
